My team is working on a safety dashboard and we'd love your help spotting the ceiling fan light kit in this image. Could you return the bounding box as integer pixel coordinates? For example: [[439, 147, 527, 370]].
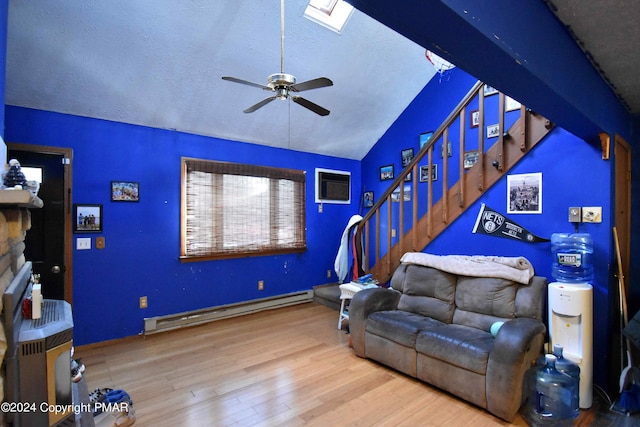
[[222, 0, 333, 116]]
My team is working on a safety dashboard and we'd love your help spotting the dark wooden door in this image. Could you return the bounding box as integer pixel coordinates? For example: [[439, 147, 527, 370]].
[[8, 149, 67, 300], [614, 136, 631, 292]]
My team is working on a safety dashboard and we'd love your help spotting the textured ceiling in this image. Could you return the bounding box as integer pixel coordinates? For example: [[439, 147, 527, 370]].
[[4, 0, 435, 160], [548, 0, 640, 114], [5, 1, 636, 161]]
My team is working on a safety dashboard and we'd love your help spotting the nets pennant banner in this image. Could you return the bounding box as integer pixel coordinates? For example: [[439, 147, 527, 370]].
[[472, 203, 549, 243]]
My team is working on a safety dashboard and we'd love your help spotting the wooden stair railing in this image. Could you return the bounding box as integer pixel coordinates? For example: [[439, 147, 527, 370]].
[[359, 81, 554, 284]]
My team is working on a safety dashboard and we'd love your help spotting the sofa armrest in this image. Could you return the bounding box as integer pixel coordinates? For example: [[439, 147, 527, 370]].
[[485, 318, 546, 421], [349, 287, 400, 357]]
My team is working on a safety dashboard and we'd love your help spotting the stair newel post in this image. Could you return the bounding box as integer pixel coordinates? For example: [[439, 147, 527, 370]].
[[478, 87, 486, 191], [427, 145, 434, 238], [399, 181, 405, 251], [363, 221, 370, 272], [459, 109, 466, 208], [496, 92, 506, 171], [412, 163, 418, 251], [442, 127, 449, 224], [375, 209, 380, 270], [386, 193, 392, 278]]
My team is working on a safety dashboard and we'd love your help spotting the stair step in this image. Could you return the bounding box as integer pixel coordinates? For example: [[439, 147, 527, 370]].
[[312, 283, 341, 311]]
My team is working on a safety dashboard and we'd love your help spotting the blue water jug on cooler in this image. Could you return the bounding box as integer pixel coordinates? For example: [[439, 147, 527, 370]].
[[551, 233, 593, 283]]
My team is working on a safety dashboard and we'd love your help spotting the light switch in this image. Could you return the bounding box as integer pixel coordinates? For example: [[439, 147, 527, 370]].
[[96, 236, 105, 249], [77, 238, 91, 250]]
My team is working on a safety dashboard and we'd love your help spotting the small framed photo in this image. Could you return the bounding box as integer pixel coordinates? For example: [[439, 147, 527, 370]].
[[363, 191, 374, 208], [464, 151, 479, 169], [441, 140, 452, 158], [111, 181, 140, 202], [505, 96, 521, 112], [392, 185, 411, 202], [380, 165, 394, 181], [74, 204, 103, 233], [484, 84, 498, 96], [470, 110, 480, 128], [486, 124, 500, 138], [419, 165, 438, 182], [419, 131, 434, 149], [401, 148, 414, 167]]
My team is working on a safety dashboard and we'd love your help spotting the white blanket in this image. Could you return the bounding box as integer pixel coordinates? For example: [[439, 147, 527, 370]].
[[400, 252, 534, 285]]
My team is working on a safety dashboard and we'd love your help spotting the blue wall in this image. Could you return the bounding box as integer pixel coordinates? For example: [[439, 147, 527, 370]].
[[0, 0, 7, 137], [5, 107, 360, 345], [360, 69, 614, 388]]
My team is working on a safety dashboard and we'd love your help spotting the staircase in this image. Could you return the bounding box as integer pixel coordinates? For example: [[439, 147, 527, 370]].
[[360, 80, 554, 284]]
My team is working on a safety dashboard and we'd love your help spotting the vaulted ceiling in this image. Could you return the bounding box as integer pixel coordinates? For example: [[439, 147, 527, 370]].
[[5, 0, 436, 160], [4, 1, 637, 160]]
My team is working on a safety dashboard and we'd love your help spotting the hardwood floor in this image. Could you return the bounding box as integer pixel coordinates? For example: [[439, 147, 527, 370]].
[[76, 302, 593, 426]]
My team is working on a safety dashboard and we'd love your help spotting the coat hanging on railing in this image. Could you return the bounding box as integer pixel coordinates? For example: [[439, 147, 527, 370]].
[[334, 214, 364, 283]]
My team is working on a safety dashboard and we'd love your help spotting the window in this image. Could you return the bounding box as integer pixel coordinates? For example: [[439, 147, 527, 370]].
[[180, 158, 306, 261], [304, 0, 354, 33]]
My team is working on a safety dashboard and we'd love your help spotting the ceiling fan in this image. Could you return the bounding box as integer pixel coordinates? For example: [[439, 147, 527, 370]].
[[222, 0, 333, 116]]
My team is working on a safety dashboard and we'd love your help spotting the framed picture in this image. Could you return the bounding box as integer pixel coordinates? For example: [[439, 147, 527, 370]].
[[470, 110, 480, 128], [507, 172, 542, 214], [486, 124, 500, 138], [401, 148, 414, 167], [419, 131, 434, 149], [380, 165, 394, 181], [484, 84, 498, 96], [363, 191, 374, 208], [464, 151, 479, 169], [505, 96, 521, 112], [419, 164, 438, 182], [111, 181, 140, 202], [441, 140, 452, 158], [392, 185, 411, 202], [74, 204, 103, 233]]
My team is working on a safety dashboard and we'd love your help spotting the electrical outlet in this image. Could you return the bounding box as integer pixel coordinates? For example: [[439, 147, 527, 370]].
[[139, 296, 148, 309], [582, 207, 602, 223], [258, 280, 264, 291], [568, 207, 581, 223], [391, 229, 396, 238], [327, 270, 332, 278], [318, 204, 323, 213]]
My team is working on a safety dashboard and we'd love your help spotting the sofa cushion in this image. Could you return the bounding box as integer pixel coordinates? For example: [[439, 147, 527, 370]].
[[452, 276, 518, 330], [415, 324, 494, 374], [393, 265, 456, 323], [366, 310, 445, 347]]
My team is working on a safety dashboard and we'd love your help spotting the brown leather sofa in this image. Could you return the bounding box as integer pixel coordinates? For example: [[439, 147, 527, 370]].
[[349, 257, 547, 421]]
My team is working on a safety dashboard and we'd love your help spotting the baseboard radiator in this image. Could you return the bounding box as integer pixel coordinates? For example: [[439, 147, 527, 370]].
[[143, 290, 314, 335]]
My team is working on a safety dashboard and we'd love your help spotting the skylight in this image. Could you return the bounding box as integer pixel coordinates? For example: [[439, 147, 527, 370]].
[[304, 0, 354, 34]]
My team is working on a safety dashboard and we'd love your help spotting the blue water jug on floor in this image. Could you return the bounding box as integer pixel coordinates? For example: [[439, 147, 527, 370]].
[[552, 344, 580, 417], [534, 354, 579, 425]]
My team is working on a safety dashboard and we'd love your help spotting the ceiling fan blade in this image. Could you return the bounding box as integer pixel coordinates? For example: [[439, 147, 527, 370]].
[[244, 96, 277, 113], [292, 96, 330, 116], [222, 76, 271, 91], [290, 77, 333, 92]]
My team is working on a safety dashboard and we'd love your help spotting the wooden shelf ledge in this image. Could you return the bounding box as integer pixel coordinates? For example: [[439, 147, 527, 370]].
[[0, 190, 43, 208]]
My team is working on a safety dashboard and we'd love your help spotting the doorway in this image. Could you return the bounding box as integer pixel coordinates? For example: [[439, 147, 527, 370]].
[[7, 143, 73, 303], [614, 135, 631, 292]]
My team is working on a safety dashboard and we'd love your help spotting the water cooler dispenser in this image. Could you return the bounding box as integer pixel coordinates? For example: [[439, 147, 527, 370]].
[[548, 233, 593, 408]]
